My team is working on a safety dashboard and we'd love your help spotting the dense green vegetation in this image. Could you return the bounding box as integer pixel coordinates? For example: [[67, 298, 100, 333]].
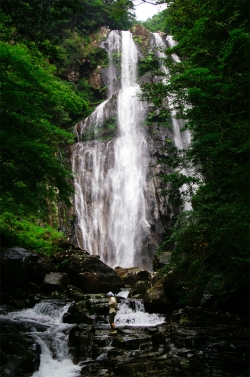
[[0, 0, 135, 253], [142, 8, 170, 33], [0, 0, 249, 308], [140, 0, 250, 303]]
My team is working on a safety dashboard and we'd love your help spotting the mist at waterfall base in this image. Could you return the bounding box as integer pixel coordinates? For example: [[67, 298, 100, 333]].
[[72, 30, 192, 271]]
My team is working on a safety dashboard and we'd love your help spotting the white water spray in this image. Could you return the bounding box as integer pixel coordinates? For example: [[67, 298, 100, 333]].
[[115, 299, 165, 327], [72, 30, 153, 269], [0, 301, 81, 377], [107, 31, 150, 267]]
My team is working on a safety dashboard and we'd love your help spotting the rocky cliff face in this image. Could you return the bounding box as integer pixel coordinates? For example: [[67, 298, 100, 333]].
[[69, 25, 183, 270]]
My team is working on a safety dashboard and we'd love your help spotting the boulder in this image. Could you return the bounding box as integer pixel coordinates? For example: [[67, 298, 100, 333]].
[[54, 250, 123, 293], [63, 294, 108, 324], [144, 278, 172, 314], [153, 251, 172, 271], [68, 324, 96, 361], [162, 269, 206, 308], [162, 270, 183, 304], [0, 247, 57, 290], [129, 280, 148, 297], [114, 267, 150, 288], [42, 272, 69, 293], [137, 270, 151, 281], [28, 256, 57, 285], [0, 248, 39, 287], [66, 285, 86, 301], [70, 294, 108, 315]]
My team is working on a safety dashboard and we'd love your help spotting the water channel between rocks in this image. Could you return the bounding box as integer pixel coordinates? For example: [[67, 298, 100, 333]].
[[0, 294, 166, 377], [1, 291, 248, 377]]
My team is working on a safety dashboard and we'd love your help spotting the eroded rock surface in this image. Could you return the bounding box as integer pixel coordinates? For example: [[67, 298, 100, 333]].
[[67, 306, 249, 377], [0, 248, 248, 377]]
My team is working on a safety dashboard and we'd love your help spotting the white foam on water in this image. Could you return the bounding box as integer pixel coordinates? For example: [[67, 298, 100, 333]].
[[115, 299, 165, 327], [0, 301, 81, 377]]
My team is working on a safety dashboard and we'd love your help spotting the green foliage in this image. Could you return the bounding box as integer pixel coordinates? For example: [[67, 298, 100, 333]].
[[132, 35, 143, 43], [142, 9, 171, 33], [0, 0, 84, 58], [141, 0, 250, 301], [84, 116, 117, 141], [106, 0, 136, 29], [58, 31, 86, 68], [0, 212, 66, 256], [138, 51, 159, 76], [0, 41, 86, 214], [0, 0, 135, 252]]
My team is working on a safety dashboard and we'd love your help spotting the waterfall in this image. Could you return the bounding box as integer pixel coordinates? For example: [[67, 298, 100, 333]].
[[72, 30, 155, 270], [0, 301, 81, 377], [115, 297, 165, 327], [71, 30, 192, 270], [153, 33, 192, 211], [107, 31, 150, 268]]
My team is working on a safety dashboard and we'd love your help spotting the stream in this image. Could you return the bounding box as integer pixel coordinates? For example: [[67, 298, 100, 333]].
[[0, 292, 166, 377]]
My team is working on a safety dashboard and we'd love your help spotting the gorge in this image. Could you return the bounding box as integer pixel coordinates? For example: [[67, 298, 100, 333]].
[[0, 22, 248, 377]]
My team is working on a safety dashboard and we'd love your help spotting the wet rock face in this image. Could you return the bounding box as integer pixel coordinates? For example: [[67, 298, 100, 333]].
[[0, 248, 39, 287], [53, 249, 124, 294], [0, 321, 41, 377], [89, 65, 104, 89], [130, 24, 152, 57], [144, 278, 173, 314], [67, 306, 249, 377]]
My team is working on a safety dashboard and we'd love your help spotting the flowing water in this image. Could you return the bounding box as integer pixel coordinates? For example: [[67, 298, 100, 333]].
[[115, 298, 165, 327], [0, 297, 165, 376], [72, 30, 153, 269], [107, 31, 150, 268], [153, 33, 192, 210], [0, 301, 82, 377], [72, 30, 193, 270]]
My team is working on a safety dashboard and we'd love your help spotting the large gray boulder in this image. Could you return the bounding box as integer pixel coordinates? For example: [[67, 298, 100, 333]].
[[42, 272, 69, 293], [0, 247, 56, 288], [0, 248, 38, 287], [144, 277, 173, 314]]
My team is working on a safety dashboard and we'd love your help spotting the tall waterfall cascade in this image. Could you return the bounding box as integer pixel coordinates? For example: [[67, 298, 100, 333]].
[[72, 29, 191, 270]]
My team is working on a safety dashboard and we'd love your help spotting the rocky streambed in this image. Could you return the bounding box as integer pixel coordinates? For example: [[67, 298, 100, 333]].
[[0, 247, 249, 377]]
